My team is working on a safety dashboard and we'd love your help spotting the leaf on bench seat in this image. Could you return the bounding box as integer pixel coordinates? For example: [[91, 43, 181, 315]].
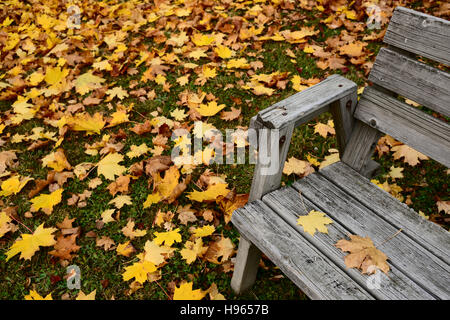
[[335, 234, 390, 275], [296, 210, 333, 236]]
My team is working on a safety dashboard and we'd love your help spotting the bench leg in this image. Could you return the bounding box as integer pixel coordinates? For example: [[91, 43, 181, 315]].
[[231, 236, 261, 294]]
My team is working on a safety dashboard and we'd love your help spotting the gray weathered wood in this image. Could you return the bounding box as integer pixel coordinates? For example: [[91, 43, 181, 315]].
[[330, 89, 358, 157], [355, 87, 450, 168], [342, 120, 381, 174], [369, 47, 450, 117], [232, 200, 374, 300], [320, 162, 450, 265], [230, 235, 262, 294], [293, 174, 450, 299], [249, 122, 295, 202], [384, 7, 450, 65], [263, 187, 435, 300], [256, 75, 357, 129]]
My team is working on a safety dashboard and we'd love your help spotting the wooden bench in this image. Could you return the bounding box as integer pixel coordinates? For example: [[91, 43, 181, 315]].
[[230, 7, 450, 300]]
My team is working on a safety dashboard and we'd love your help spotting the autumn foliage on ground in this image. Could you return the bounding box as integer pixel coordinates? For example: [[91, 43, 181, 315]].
[[0, 0, 448, 300]]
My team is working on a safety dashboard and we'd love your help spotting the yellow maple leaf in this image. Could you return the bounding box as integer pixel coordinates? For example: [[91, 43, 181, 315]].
[[291, 75, 308, 92], [319, 151, 340, 169], [388, 166, 404, 180], [0, 211, 13, 238], [283, 157, 312, 176], [101, 209, 116, 224], [144, 240, 175, 265], [76, 290, 96, 300], [143, 193, 161, 209], [116, 241, 135, 257], [180, 238, 207, 264], [297, 210, 333, 236], [66, 112, 105, 135], [314, 120, 335, 138], [6, 223, 57, 261], [191, 33, 215, 46], [0, 175, 33, 197], [391, 145, 429, 166], [192, 225, 215, 238], [75, 72, 106, 95], [126, 143, 150, 159], [108, 109, 129, 127], [41, 149, 71, 172], [108, 195, 132, 209], [176, 75, 189, 86], [97, 153, 126, 181], [214, 45, 234, 59], [153, 228, 182, 247], [30, 188, 63, 215], [154, 166, 180, 198], [170, 108, 188, 121], [173, 282, 206, 300], [92, 60, 112, 71], [195, 101, 226, 117], [24, 290, 53, 300], [187, 183, 230, 202], [44, 66, 69, 86], [122, 256, 157, 284], [252, 85, 274, 96], [226, 58, 250, 69], [106, 87, 129, 100], [339, 41, 367, 57], [27, 71, 45, 86]]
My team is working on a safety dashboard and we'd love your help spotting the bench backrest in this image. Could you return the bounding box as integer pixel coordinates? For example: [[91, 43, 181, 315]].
[[350, 7, 450, 169]]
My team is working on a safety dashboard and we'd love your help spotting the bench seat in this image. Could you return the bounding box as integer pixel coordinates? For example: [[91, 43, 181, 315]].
[[232, 162, 450, 300]]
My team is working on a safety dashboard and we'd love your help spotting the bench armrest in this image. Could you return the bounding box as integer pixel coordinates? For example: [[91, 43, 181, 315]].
[[255, 74, 357, 129], [249, 74, 358, 201]]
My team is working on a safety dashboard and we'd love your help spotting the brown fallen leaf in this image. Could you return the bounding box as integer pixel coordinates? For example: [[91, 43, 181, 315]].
[[335, 234, 390, 274], [107, 175, 130, 196], [49, 234, 80, 261], [220, 107, 241, 121], [391, 145, 429, 166], [205, 235, 235, 264], [96, 236, 115, 251], [130, 120, 152, 135]]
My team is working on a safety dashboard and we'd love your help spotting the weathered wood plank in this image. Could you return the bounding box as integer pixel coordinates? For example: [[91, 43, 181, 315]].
[[248, 121, 295, 201], [232, 200, 374, 300], [384, 7, 450, 65], [256, 75, 357, 129], [355, 87, 450, 168], [230, 234, 261, 294], [341, 120, 381, 174], [293, 174, 450, 299], [320, 162, 450, 265], [330, 89, 358, 157], [369, 47, 450, 117], [263, 187, 435, 300]]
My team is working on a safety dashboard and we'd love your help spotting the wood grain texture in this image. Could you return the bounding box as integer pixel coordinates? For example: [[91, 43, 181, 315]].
[[232, 200, 374, 300], [355, 87, 450, 167], [293, 173, 450, 299], [256, 75, 357, 129], [262, 187, 435, 300], [384, 7, 450, 65], [230, 235, 261, 294], [330, 90, 358, 156], [341, 120, 381, 174], [369, 47, 450, 117], [320, 162, 450, 265], [249, 122, 294, 201]]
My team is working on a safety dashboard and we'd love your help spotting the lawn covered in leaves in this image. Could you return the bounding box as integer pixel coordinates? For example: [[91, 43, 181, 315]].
[[0, 0, 449, 300]]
